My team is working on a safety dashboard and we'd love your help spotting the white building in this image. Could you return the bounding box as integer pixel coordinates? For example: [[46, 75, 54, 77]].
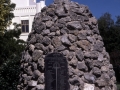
[[10, 0, 46, 41]]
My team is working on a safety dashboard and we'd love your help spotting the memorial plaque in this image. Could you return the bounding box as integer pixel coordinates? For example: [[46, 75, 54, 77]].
[[45, 53, 69, 90]]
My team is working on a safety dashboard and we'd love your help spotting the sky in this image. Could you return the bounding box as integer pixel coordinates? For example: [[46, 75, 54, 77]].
[[38, 0, 120, 20]]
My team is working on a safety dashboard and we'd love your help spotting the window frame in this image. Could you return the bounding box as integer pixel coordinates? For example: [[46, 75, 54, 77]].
[[21, 20, 29, 33]]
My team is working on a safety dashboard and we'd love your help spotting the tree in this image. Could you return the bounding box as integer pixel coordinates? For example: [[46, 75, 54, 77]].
[[0, 23, 25, 90], [98, 13, 120, 82], [0, 0, 15, 35], [98, 12, 120, 52], [0, 0, 26, 89]]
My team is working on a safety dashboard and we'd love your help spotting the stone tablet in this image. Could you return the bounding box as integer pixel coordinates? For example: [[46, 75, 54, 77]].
[[45, 53, 69, 90]]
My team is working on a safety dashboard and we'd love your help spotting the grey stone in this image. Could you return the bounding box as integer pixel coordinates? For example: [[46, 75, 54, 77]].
[[69, 30, 79, 35], [42, 16, 52, 22], [60, 28, 67, 34], [54, 0, 70, 4], [93, 67, 101, 76], [93, 29, 100, 34], [55, 30, 60, 35], [24, 51, 32, 62], [98, 53, 104, 61], [48, 32, 55, 36], [68, 52, 75, 60], [78, 33, 87, 40], [71, 7, 84, 15], [50, 26, 59, 32], [64, 4, 70, 11], [77, 61, 87, 71], [93, 41, 104, 52], [55, 5, 67, 17], [46, 8, 55, 16], [84, 83, 94, 90], [38, 58, 44, 71], [84, 51, 98, 59], [68, 34, 77, 42], [77, 40, 91, 51], [69, 56, 78, 67], [69, 11, 78, 21], [89, 17, 97, 25], [46, 21, 54, 28], [68, 66, 75, 76], [32, 50, 43, 61], [33, 70, 41, 78], [61, 35, 71, 45], [42, 29, 50, 35], [67, 21, 82, 30], [35, 34, 43, 43], [87, 36, 94, 43], [69, 76, 80, 85], [76, 49, 84, 61], [74, 69, 84, 77], [29, 44, 35, 52], [93, 60, 103, 68], [60, 17, 71, 23], [101, 66, 109, 72], [38, 74, 44, 84], [36, 84, 44, 90], [96, 79, 108, 87], [101, 73, 110, 83], [69, 1, 79, 8], [62, 50, 69, 56], [42, 36, 51, 46], [29, 36, 36, 44], [56, 23, 65, 29], [57, 45, 66, 51], [85, 59, 94, 69], [28, 80, 37, 87], [35, 43, 44, 50], [48, 45, 54, 52], [84, 73, 96, 83], [32, 62, 37, 70], [108, 70, 115, 78], [35, 22, 45, 34], [52, 37, 62, 47], [32, 87, 37, 90], [69, 45, 77, 51]]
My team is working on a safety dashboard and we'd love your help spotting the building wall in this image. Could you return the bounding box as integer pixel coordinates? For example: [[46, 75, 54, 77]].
[[10, 0, 46, 41]]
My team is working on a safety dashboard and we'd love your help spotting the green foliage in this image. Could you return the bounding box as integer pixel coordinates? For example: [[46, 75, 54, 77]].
[[117, 83, 120, 90], [0, 56, 21, 90], [0, 23, 25, 65], [0, 0, 26, 89], [98, 13, 120, 53], [98, 13, 120, 71], [0, 0, 15, 35], [0, 24, 25, 89]]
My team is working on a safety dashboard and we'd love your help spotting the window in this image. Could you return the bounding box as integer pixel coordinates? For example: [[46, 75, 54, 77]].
[[21, 20, 29, 33]]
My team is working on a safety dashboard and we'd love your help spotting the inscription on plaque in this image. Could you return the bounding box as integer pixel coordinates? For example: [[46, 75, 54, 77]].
[[45, 53, 69, 90]]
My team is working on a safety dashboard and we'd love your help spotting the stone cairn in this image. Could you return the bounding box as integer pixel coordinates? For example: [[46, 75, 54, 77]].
[[17, 0, 117, 90]]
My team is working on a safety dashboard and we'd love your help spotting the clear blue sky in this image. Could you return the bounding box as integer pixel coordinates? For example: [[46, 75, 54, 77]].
[[38, 0, 120, 20]]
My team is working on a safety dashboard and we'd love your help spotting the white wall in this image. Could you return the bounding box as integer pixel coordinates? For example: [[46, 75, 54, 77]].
[[11, 0, 36, 7], [10, 0, 46, 41]]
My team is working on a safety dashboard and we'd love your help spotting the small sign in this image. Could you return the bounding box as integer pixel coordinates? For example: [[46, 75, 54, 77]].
[[45, 53, 69, 90]]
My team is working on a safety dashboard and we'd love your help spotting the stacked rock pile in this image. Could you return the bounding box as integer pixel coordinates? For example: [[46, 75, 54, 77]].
[[17, 0, 117, 90]]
